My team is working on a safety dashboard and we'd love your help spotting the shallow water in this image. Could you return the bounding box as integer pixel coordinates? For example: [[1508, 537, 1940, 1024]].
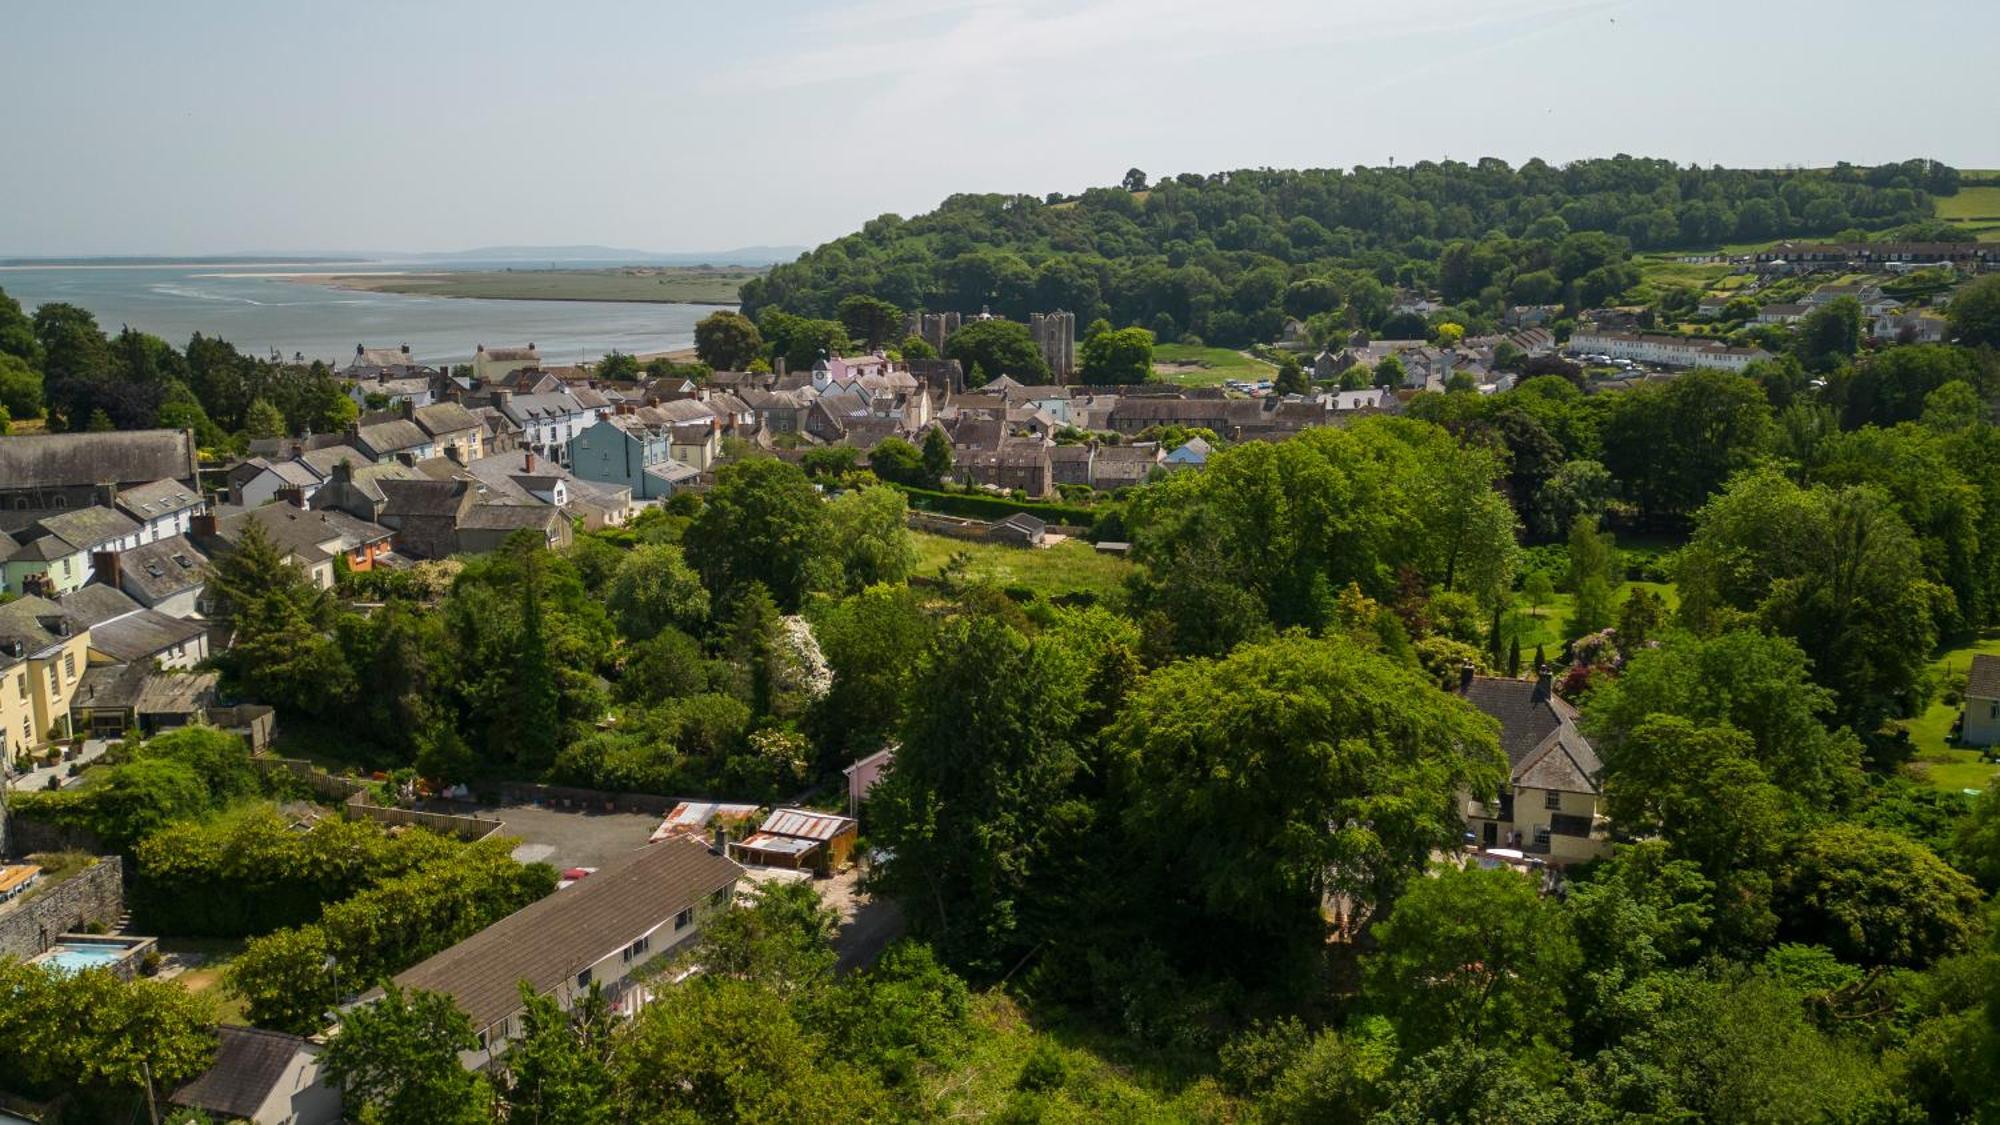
[[0, 260, 718, 366]]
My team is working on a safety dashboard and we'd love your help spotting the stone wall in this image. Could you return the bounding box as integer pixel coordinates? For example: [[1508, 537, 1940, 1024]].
[[494, 781, 682, 817], [343, 797, 502, 842], [0, 855, 124, 961]]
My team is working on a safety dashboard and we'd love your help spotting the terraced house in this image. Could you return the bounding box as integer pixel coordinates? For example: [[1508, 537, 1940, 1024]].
[[0, 596, 91, 756]]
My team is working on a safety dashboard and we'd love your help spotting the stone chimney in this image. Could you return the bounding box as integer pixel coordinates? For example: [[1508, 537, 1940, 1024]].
[[276, 486, 309, 509], [400, 399, 416, 420], [1458, 661, 1475, 694], [191, 513, 219, 539], [523, 450, 535, 473], [710, 823, 729, 856], [1533, 664, 1554, 703], [92, 550, 122, 591], [95, 482, 119, 508]]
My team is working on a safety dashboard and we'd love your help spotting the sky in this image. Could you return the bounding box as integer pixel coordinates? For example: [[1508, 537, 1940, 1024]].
[[4, 0, 1995, 257]]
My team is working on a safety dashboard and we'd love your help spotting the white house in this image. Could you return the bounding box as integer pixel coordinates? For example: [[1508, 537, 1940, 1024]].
[[1568, 330, 1770, 372]]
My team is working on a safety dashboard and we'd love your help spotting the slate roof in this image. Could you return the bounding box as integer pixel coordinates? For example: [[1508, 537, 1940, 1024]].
[[0, 430, 198, 490], [88, 610, 208, 664], [36, 506, 140, 550], [57, 584, 143, 628], [481, 345, 540, 362], [378, 477, 475, 519], [117, 535, 209, 605], [1458, 675, 1601, 795], [389, 835, 742, 1027], [413, 401, 483, 437], [458, 504, 561, 531], [353, 419, 432, 456], [8, 535, 75, 563], [113, 478, 204, 522], [297, 444, 375, 478], [0, 596, 83, 656], [170, 1026, 312, 1120], [1968, 654, 2000, 701]]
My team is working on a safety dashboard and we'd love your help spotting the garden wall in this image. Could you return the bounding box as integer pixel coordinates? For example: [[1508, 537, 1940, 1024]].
[[0, 856, 124, 960]]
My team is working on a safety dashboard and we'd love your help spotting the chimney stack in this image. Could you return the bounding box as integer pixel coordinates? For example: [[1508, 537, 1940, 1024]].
[[523, 450, 535, 473], [1458, 661, 1475, 694], [1533, 664, 1553, 703], [192, 513, 219, 539], [93, 550, 122, 591], [710, 823, 729, 856]]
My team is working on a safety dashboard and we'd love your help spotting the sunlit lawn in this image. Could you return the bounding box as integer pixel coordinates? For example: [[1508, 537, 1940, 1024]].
[[1902, 631, 2000, 794], [1151, 344, 1274, 387], [910, 531, 1132, 602], [1503, 580, 1677, 656]]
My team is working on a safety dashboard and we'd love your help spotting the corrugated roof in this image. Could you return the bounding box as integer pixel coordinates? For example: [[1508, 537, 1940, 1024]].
[[390, 836, 741, 1027], [758, 807, 856, 843]]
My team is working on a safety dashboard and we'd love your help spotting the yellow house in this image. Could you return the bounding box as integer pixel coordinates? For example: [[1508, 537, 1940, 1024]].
[[1454, 667, 1610, 866], [0, 596, 91, 759]]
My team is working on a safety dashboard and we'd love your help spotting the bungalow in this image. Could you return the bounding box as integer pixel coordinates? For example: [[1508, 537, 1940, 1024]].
[[1961, 654, 2000, 747], [1453, 667, 1609, 865], [729, 807, 858, 876], [385, 835, 743, 1069], [169, 1026, 341, 1125], [1754, 303, 1810, 325]]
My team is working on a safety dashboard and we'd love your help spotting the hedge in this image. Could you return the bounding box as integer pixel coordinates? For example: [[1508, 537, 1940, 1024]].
[[890, 484, 1099, 526]]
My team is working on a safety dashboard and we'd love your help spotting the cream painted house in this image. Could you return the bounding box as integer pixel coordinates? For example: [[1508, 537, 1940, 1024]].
[[0, 596, 91, 758], [1454, 667, 1610, 866]]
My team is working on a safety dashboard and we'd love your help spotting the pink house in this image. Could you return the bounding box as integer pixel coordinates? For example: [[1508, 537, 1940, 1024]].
[[842, 747, 896, 817]]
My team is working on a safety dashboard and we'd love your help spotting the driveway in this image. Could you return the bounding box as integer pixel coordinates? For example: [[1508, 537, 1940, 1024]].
[[448, 802, 661, 871], [818, 867, 906, 973]]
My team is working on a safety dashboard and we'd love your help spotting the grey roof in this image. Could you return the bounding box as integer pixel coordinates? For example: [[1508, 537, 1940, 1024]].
[[378, 477, 474, 519], [170, 1026, 312, 1120], [75, 662, 150, 711], [389, 835, 741, 1027], [87, 610, 208, 664], [0, 430, 198, 491], [8, 535, 75, 563], [136, 669, 219, 716], [353, 419, 432, 456], [36, 506, 141, 551], [412, 401, 482, 437], [57, 584, 143, 628], [113, 478, 203, 522], [1968, 654, 2000, 701], [500, 391, 587, 423], [0, 596, 83, 657], [217, 504, 393, 564], [996, 512, 1047, 534], [297, 444, 375, 478], [458, 503, 561, 532], [116, 535, 209, 605], [1459, 676, 1601, 795]]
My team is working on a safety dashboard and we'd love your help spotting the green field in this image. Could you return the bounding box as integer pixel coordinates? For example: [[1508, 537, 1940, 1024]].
[[1901, 631, 2000, 793], [324, 267, 755, 305], [1935, 185, 2000, 221], [1151, 343, 1274, 387], [1504, 580, 1678, 654], [911, 531, 1133, 601]]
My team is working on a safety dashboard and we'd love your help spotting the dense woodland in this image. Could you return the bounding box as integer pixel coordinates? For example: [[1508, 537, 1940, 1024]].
[[9, 156, 2000, 1120], [741, 157, 1954, 347]]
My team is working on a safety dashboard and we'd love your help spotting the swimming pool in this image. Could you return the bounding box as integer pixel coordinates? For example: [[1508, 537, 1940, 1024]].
[[31, 939, 143, 974]]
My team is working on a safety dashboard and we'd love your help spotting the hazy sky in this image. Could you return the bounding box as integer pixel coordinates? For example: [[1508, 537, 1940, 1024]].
[[4, 0, 1994, 257]]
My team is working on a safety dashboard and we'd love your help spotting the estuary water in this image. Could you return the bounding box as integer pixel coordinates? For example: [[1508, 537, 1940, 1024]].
[[0, 260, 718, 366]]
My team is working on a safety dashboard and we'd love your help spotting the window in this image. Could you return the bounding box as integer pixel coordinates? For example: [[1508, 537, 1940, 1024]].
[[674, 907, 694, 931], [64, 654, 76, 681], [576, 968, 592, 989], [1543, 790, 1562, 811], [15, 673, 24, 701], [623, 935, 651, 963]]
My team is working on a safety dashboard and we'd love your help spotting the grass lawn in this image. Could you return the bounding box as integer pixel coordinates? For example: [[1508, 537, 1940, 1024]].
[[1900, 631, 2000, 794], [162, 937, 250, 1025], [1504, 580, 1677, 655], [1935, 185, 2000, 221], [910, 531, 1133, 602], [1151, 343, 1274, 387], [930, 992, 1233, 1120]]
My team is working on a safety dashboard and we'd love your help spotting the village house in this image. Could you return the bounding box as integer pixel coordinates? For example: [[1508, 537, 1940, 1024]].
[[343, 374, 435, 412], [3, 505, 143, 597], [568, 411, 704, 502], [410, 401, 486, 463], [1872, 310, 1948, 343], [1567, 330, 1770, 372], [1754, 303, 1810, 326], [1961, 654, 2000, 747], [111, 478, 207, 544], [492, 389, 607, 467], [168, 1026, 341, 1125], [192, 504, 395, 592], [105, 534, 209, 618], [0, 595, 91, 755], [385, 835, 743, 1069], [472, 343, 542, 384], [349, 416, 437, 464], [57, 585, 209, 671], [1453, 667, 1610, 865]]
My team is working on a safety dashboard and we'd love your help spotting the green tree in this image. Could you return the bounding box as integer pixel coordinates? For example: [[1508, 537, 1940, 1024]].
[[514, 545, 563, 771], [1778, 823, 1982, 967], [1366, 864, 1579, 1054], [1077, 325, 1155, 385], [1600, 368, 1773, 521], [1112, 634, 1506, 952], [693, 310, 764, 370], [685, 458, 834, 611], [864, 436, 924, 487], [1374, 353, 1406, 388], [0, 959, 217, 1113], [1274, 353, 1309, 396], [836, 294, 905, 350], [921, 425, 954, 483], [0, 353, 44, 418], [322, 985, 493, 1125], [1522, 571, 1554, 621], [242, 396, 286, 440], [206, 521, 352, 717], [1946, 273, 2000, 348], [604, 543, 709, 640], [1795, 296, 1863, 372], [826, 485, 916, 592], [500, 983, 615, 1125], [1564, 517, 1617, 639], [898, 334, 937, 360], [807, 584, 933, 767], [943, 318, 1049, 386], [595, 350, 640, 381]]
